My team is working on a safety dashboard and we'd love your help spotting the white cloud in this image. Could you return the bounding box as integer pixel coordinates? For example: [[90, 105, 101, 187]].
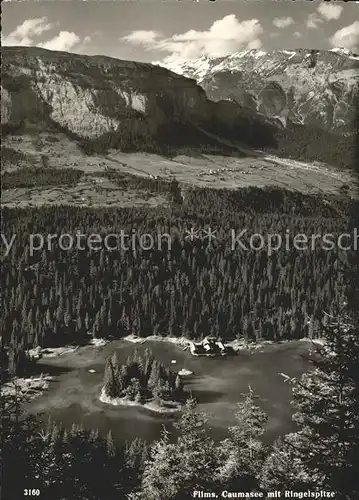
[[317, 4, 343, 22], [39, 31, 81, 52], [123, 30, 160, 45], [330, 21, 359, 52], [84, 36, 91, 44], [2, 16, 90, 54], [2, 17, 56, 46], [272, 17, 294, 29], [294, 32, 303, 39], [306, 3, 344, 30], [122, 15, 263, 63], [306, 13, 323, 30]]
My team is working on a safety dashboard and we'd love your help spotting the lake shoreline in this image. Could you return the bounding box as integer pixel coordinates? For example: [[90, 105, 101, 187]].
[[1, 374, 53, 401], [16, 336, 322, 407], [24, 337, 313, 446], [99, 387, 183, 415], [123, 334, 325, 351]]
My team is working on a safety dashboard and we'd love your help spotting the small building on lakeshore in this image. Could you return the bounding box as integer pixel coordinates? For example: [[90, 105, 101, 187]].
[[189, 337, 235, 356]]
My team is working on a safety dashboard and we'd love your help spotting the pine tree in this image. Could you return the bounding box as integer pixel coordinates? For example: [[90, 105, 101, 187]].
[[38, 421, 63, 489], [140, 428, 179, 500], [216, 387, 268, 491], [141, 399, 218, 500], [119, 364, 129, 392], [260, 433, 315, 491], [135, 390, 144, 404], [0, 381, 41, 498], [175, 374, 183, 393], [106, 430, 116, 458], [103, 357, 119, 398], [143, 348, 154, 381], [261, 307, 359, 498], [126, 378, 141, 400], [147, 360, 159, 389], [124, 438, 150, 497]]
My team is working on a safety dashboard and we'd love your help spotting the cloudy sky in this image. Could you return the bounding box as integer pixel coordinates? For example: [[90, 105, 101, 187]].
[[2, 0, 359, 64]]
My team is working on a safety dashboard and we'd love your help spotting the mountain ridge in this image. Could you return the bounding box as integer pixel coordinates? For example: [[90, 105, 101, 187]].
[[1, 46, 357, 171], [0, 46, 282, 157], [156, 48, 359, 135]]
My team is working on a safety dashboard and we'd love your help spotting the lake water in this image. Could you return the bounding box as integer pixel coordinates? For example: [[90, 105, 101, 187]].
[[27, 339, 312, 445]]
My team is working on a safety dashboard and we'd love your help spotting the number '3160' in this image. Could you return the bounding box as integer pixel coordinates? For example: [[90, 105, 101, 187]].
[[24, 489, 40, 496]]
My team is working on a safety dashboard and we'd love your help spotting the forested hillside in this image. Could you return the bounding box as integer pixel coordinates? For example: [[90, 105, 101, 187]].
[[1, 186, 350, 375], [267, 120, 357, 170]]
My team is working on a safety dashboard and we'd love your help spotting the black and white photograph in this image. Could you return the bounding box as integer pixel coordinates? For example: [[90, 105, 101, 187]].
[[1, 0, 359, 499]]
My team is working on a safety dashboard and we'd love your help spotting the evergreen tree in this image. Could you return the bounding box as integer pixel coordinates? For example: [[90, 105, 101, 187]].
[[261, 307, 359, 498], [217, 387, 268, 491], [103, 357, 118, 398], [147, 360, 160, 389], [175, 374, 183, 393], [141, 399, 218, 500], [106, 429, 116, 458], [124, 438, 150, 497], [260, 434, 316, 491], [0, 381, 42, 498], [144, 355, 154, 384]]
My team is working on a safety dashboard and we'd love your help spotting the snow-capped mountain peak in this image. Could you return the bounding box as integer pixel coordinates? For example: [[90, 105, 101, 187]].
[[330, 47, 359, 60], [154, 48, 359, 134]]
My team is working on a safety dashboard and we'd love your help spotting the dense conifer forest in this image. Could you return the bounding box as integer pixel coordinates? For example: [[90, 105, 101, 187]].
[[267, 122, 357, 171], [2, 164, 84, 189], [2, 306, 359, 499], [1, 180, 358, 499], [1, 185, 351, 375]]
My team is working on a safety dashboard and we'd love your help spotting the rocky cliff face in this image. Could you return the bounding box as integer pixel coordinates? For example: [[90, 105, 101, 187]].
[[1, 47, 214, 143], [159, 48, 359, 134]]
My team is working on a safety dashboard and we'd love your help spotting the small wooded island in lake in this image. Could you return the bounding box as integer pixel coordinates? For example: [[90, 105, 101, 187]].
[[101, 348, 186, 413]]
